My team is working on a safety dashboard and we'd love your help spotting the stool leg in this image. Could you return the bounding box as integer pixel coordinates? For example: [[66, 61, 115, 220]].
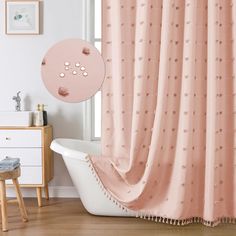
[[36, 187, 42, 207], [44, 184, 49, 200], [12, 178, 28, 222], [0, 180, 8, 232]]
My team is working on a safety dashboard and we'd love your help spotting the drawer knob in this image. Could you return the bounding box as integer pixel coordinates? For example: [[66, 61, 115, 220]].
[[5, 137, 11, 140]]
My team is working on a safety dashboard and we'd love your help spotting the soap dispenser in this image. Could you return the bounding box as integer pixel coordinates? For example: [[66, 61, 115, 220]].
[[33, 104, 44, 127], [39, 104, 48, 126]]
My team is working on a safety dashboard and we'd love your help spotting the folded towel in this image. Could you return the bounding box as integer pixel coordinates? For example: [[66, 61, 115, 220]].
[[0, 157, 20, 172], [0, 163, 20, 172], [0, 157, 20, 167]]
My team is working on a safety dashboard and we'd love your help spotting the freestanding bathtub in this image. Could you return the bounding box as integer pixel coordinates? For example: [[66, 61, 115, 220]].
[[50, 138, 135, 217]]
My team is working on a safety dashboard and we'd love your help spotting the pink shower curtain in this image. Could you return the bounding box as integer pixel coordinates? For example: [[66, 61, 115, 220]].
[[89, 0, 236, 226]]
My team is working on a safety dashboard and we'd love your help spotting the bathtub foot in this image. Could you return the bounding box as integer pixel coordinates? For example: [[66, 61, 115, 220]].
[[44, 185, 49, 200], [36, 187, 42, 207]]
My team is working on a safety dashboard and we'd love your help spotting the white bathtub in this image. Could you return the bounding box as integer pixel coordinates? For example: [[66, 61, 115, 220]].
[[50, 138, 135, 217]]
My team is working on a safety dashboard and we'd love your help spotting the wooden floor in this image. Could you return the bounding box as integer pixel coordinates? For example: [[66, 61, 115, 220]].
[[2, 198, 236, 236]]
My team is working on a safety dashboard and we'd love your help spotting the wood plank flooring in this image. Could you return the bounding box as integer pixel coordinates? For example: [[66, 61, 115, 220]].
[[2, 198, 236, 236]]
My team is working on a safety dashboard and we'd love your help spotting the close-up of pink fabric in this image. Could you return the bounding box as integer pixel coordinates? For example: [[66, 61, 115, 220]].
[[90, 0, 236, 226]]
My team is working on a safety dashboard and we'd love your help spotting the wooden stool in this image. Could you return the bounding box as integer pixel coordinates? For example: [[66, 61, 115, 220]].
[[0, 167, 28, 232]]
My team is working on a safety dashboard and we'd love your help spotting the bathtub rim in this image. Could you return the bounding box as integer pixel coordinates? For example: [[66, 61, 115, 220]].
[[50, 138, 92, 161]]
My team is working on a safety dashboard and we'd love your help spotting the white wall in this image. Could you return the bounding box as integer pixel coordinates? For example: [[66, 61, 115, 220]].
[[0, 0, 86, 196]]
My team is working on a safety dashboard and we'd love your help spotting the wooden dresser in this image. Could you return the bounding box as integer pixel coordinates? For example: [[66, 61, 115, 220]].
[[0, 125, 53, 207]]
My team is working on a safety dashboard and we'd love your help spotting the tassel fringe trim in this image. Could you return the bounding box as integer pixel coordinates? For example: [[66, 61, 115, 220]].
[[86, 156, 236, 227]]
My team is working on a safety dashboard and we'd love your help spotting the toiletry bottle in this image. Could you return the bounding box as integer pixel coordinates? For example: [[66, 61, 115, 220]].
[[39, 104, 48, 126], [33, 105, 44, 127]]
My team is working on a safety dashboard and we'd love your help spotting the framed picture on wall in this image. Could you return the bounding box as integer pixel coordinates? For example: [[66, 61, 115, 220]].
[[5, 1, 40, 35]]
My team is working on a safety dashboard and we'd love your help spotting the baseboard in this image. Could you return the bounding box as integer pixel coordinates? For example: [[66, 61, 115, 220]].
[[49, 186, 80, 198], [6, 186, 80, 198]]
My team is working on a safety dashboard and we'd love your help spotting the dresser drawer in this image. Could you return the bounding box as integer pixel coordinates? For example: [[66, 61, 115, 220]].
[[6, 167, 42, 185], [0, 130, 42, 147], [0, 148, 42, 166]]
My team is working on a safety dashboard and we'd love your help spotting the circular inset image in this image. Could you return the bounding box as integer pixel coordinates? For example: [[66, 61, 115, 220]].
[[41, 38, 105, 103]]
